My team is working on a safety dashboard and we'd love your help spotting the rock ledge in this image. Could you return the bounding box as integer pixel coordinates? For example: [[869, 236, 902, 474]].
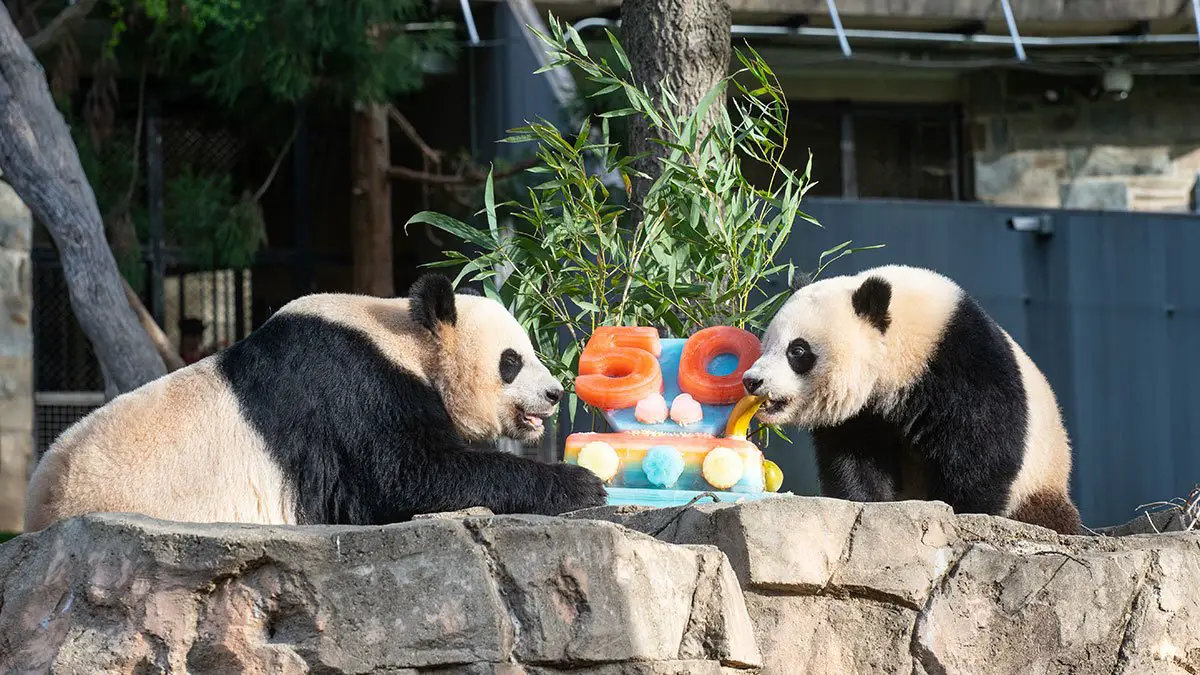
[[2, 495, 1198, 674]]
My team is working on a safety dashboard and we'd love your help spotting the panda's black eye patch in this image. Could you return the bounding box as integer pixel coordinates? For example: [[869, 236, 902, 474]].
[[787, 338, 817, 375], [500, 348, 523, 384]]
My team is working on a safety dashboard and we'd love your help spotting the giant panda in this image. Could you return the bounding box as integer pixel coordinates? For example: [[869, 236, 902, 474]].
[[24, 273, 607, 530], [741, 264, 1082, 535]]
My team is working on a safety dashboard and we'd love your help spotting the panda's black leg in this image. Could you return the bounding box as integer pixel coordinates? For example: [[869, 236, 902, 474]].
[[920, 437, 1016, 516], [394, 449, 607, 519], [810, 412, 902, 502], [813, 443, 898, 502]]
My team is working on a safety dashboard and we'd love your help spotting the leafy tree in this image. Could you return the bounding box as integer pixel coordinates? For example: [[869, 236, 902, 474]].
[[32, 0, 455, 288], [0, 0, 457, 394]]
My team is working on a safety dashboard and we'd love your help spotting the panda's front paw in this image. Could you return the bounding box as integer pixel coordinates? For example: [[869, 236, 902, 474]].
[[549, 462, 608, 514]]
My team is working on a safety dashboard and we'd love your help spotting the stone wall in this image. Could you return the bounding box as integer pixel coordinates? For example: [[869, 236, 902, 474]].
[[1, 497, 1197, 673], [0, 181, 32, 533], [969, 70, 1200, 212]]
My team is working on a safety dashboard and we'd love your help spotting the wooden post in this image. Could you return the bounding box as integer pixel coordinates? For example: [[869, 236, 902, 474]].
[[146, 94, 166, 325], [292, 102, 313, 296], [350, 102, 394, 297]]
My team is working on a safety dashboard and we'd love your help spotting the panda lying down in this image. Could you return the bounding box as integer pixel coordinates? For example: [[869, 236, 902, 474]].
[[744, 264, 1082, 535], [25, 274, 607, 530]]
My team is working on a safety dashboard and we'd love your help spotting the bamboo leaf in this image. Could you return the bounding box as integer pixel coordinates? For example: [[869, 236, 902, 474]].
[[406, 211, 494, 250], [484, 167, 498, 240], [607, 29, 631, 71]]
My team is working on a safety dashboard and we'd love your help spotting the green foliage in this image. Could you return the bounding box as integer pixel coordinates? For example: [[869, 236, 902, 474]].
[[67, 106, 265, 284], [62, 0, 452, 283], [407, 15, 880, 429], [69, 114, 148, 287], [125, 0, 456, 107], [158, 166, 266, 269]]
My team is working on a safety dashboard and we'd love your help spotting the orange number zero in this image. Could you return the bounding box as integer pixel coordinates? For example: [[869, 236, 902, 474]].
[[677, 326, 762, 405]]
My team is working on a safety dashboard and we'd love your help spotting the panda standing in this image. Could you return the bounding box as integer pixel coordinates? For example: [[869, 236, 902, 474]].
[[25, 274, 607, 530], [743, 264, 1082, 535]]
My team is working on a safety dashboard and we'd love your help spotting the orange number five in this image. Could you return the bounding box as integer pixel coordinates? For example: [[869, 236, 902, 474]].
[[576, 327, 663, 410]]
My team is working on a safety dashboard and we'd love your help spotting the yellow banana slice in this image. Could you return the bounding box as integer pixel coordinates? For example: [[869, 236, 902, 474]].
[[724, 395, 766, 439]]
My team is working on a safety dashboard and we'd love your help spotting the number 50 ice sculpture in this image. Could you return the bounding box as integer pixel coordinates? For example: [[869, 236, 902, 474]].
[[564, 326, 785, 507]]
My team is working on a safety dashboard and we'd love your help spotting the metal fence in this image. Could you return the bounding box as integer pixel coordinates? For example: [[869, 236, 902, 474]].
[[761, 196, 1200, 529], [31, 252, 253, 455]]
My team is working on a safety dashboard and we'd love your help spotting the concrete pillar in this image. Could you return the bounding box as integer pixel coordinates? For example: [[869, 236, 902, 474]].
[[0, 180, 33, 532]]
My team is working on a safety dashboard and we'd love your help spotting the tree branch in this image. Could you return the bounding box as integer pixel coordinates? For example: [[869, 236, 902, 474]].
[[388, 157, 538, 185], [24, 0, 100, 54], [386, 104, 442, 164], [121, 275, 186, 372], [253, 117, 301, 201]]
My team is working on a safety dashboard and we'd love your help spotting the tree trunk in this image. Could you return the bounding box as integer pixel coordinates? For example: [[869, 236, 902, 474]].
[[121, 275, 186, 372], [350, 102, 394, 297], [620, 0, 732, 208], [0, 4, 166, 396]]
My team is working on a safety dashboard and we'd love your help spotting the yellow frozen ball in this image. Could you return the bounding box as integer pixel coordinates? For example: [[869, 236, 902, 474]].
[[763, 459, 784, 492], [702, 446, 744, 490], [577, 441, 620, 482]]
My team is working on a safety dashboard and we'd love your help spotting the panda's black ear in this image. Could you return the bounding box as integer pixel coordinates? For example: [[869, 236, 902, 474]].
[[790, 270, 814, 291], [409, 273, 457, 332], [852, 276, 891, 333]]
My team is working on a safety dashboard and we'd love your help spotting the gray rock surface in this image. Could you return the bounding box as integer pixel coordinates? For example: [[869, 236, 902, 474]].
[[2, 495, 1198, 674], [569, 495, 1200, 675], [0, 512, 760, 673]]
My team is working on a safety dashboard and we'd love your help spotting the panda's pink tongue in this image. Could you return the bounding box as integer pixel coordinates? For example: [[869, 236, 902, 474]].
[[525, 414, 544, 428]]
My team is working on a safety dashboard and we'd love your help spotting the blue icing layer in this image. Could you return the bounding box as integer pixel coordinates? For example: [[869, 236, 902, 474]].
[[610, 453, 762, 493], [643, 445, 685, 487], [602, 338, 737, 436], [605, 487, 780, 508]]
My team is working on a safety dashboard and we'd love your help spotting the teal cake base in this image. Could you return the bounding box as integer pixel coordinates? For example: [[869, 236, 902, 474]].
[[605, 486, 781, 508]]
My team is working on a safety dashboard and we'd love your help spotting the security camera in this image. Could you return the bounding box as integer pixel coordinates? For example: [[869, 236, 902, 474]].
[[1102, 68, 1133, 101], [1006, 214, 1053, 237]]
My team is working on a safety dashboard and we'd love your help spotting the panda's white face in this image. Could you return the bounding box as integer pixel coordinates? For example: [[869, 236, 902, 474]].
[[743, 275, 886, 428], [442, 296, 564, 443]]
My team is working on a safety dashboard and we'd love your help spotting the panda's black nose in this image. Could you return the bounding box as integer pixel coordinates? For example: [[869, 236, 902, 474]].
[[743, 375, 763, 395], [544, 387, 563, 404]]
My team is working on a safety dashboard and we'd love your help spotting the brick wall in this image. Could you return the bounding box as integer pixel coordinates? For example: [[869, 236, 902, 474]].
[[0, 181, 32, 532], [968, 70, 1200, 212]]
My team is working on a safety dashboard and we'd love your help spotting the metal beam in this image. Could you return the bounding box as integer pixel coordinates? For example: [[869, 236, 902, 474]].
[[826, 0, 852, 57], [1192, 0, 1200, 52], [998, 0, 1027, 61], [571, 17, 1200, 49], [458, 0, 480, 45]]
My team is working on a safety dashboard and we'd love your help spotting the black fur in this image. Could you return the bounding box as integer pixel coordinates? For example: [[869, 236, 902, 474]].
[[216, 313, 607, 525], [811, 294, 1027, 516], [409, 273, 458, 332], [500, 348, 523, 384], [852, 276, 892, 333], [787, 338, 816, 375], [790, 270, 814, 291]]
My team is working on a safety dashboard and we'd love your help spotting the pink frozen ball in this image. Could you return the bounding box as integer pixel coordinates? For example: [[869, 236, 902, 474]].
[[669, 393, 704, 426], [635, 393, 670, 424]]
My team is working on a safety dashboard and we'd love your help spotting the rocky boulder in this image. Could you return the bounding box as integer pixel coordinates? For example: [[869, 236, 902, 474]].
[[0, 512, 759, 673], [568, 496, 1200, 675], [2, 495, 1198, 674]]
